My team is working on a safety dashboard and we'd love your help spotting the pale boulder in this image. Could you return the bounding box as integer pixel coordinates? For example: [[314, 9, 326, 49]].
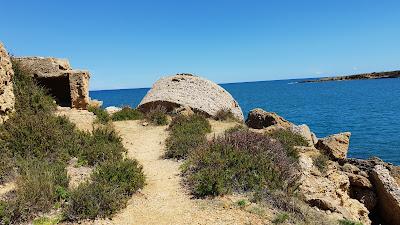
[[138, 74, 244, 121]]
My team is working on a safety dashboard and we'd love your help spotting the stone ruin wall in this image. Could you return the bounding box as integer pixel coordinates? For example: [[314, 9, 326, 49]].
[[12, 57, 90, 109]]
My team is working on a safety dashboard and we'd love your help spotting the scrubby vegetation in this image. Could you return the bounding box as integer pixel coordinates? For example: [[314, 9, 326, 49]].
[[145, 106, 169, 125], [165, 114, 211, 159], [0, 61, 145, 224], [88, 105, 111, 124], [111, 107, 144, 121], [254, 190, 336, 225], [214, 108, 236, 121], [182, 129, 300, 197], [339, 219, 364, 225], [64, 159, 145, 220], [268, 129, 309, 159], [313, 153, 330, 173]]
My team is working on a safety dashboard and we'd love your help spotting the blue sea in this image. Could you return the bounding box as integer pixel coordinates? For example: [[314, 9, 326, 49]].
[[90, 78, 400, 165]]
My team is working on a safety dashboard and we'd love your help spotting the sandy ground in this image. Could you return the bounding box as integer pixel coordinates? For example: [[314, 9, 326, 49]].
[[85, 120, 268, 225], [55, 107, 96, 132]]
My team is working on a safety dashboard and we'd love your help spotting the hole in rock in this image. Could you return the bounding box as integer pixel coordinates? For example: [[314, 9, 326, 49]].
[[36, 76, 71, 107]]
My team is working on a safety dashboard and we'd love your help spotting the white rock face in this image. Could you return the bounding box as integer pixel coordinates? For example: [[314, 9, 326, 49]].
[[138, 74, 244, 121], [0, 42, 15, 123]]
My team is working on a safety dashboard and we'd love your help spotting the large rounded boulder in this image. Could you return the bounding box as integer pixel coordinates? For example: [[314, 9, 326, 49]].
[[138, 74, 244, 121]]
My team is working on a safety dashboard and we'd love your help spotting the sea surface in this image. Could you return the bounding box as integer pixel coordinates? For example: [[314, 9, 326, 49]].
[[90, 78, 400, 165]]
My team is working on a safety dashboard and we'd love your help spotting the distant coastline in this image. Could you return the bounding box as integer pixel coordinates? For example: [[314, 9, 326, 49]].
[[300, 70, 400, 83]]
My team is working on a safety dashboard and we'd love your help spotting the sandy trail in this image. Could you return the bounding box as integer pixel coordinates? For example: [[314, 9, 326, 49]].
[[89, 120, 266, 225]]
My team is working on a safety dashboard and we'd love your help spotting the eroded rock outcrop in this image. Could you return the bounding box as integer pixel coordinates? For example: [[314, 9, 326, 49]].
[[13, 57, 90, 109], [245, 108, 292, 129], [298, 151, 371, 224], [316, 132, 351, 160], [0, 42, 15, 123], [290, 124, 314, 146], [371, 165, 400, 225], [138, 74, 244, 121]]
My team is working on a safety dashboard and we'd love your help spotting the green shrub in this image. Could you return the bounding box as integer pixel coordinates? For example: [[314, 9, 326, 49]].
[[214, 108, 236, 121], [88, 106, 110, 124], [165, 114, 211, 159], [0, 160, 68, 223], [313, 154, 329, 173], [145, 106, 169, 126], [272, 213, 289, 224], [184, 130, 300, 197], [225, 124, 248, 134], [339, 219, 364, 225], [254, 190, 336, 225], [111, 107, 143, 121], [64, 159, 145, 220], [0, 144, 14, 184], [0, 113, 79, 163], [268, 129, 308, 159], [77, 126, 126, 166], [0, 58, 145, 224], [12, 60, 57, 115]]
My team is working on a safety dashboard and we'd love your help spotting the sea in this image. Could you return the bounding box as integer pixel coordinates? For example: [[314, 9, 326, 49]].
[[90, 78, 400, 165]]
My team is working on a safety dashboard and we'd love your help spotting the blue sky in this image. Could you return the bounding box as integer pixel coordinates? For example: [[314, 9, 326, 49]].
[[2, 0, 399, 90]]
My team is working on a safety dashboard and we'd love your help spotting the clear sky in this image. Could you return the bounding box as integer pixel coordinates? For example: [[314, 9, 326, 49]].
[[2, 0, 399, 90]]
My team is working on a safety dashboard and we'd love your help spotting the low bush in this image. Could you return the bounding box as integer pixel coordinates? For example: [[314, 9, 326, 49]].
[[339, 219, 364, 225], [165, 114, 211, 159], [0, 160, 68, 223], [111, 107, 143, 121], [313, 154, 330, 173], [183, 129, 300, 197], [224, 124, 248, 134], [12, 60, 57, 115], [77, 126, 126, 166], [214, 108, 236, 121], [145, 106, 169, 125], [0, 59, 145, 224], [254, 190, 336, 225], [268, 129, 308, 159], [0, 144, 13, 183], [88, 106, 110, 124], [64, 159, 145, 220], [272, 213, 289, 224], [1, 113, 79, 163]]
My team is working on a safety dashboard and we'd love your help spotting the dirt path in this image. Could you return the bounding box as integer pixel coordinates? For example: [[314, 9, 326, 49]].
[[89, 120, 267, 225]]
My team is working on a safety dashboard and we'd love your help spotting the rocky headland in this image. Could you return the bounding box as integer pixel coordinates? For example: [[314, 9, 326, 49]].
[[300, 70, 400, 83], [1, 41, 399, 225]]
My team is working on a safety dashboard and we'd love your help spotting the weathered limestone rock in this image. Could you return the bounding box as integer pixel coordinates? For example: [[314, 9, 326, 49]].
[[138, 74, 244, 121], [316, 132, 351, 160], [311, 132, 318, 145], [245, 108, 292, 129], [350, 187, 377, 211], [88, 99, 103, 108], [12, 57, 71, 76], [371, 165, 400, 225], [172, 105, 194, 117], [105, 106, 122, 114], [290, 124, 314, 146], [0, 42, 15, 123], [298, 152, 371, 224], [12, 57, 90, 109]]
